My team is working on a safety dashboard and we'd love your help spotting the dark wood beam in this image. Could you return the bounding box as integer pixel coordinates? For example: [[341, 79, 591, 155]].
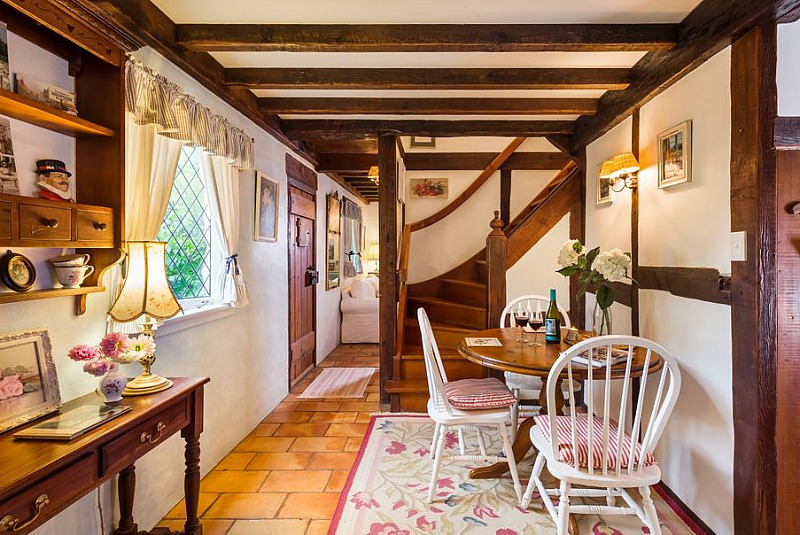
[[378, 135, 399, 402], [774, 116, 800, 149], [227, 68, 630, 90], [282, 120, 574, 141], [500, 169, 512, 228], [318, 153, 378, 173], [572, 0, 800, 150], [569, 148, 586, 329], [322, 172, 369, 204], [309, 139, 378, 154], [404, 152, 570, 171], [178, 23, 678, 53], [638, 266, 730, 305], [90, 0, 315, 163], [260, 97, 598, 116]]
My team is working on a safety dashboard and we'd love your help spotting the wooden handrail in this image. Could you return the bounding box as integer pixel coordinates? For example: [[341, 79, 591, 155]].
[[505, 160, 578, 234], [408, 136, 526, 232]]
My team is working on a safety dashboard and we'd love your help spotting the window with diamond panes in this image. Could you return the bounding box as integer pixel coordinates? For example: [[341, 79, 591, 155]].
[[157, 146, 212, 300]]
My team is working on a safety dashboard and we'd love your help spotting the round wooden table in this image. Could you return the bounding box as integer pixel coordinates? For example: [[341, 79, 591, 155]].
[[457, 327, 662, 480]]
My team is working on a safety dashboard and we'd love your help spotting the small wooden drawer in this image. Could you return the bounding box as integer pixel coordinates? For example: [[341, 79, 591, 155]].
[[0, 454, 96, 533], [101, 400, 188, 476], [18, 203, 71, 242], [0, 201, 10, 240], [76, 209, 114, 243]]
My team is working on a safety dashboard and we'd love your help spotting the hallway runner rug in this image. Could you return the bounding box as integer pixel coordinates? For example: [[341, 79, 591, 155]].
[[330, 414, 709, 534], [299, 367, 377, 399]]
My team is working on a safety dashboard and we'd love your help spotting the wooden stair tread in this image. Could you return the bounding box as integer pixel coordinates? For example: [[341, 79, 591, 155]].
[[400, 345, 461, 358], [441, 278, 486, 289], [385, 378, 428, 394], [404, 317, 474, 333], [407, 295, 486, 312]]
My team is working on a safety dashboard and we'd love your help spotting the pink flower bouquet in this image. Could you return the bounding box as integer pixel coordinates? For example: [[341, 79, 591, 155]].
[[67, 332, 155, 377]]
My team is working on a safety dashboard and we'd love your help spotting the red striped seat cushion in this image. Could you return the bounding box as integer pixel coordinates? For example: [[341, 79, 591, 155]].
[[443, 378, 517, 410], [534, 414, 656, 469]]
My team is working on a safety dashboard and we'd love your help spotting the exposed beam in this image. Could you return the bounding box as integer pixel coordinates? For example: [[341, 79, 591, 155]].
[[309, 139, 378, 154], [318, 153, 378, 173], [282, 120, 574, 140], [260, 97, 598, 116], [572, 0, 800, 149], [178, 23, 678, 53], [227, 68, 630, 90], [404, 152, 571, 171]]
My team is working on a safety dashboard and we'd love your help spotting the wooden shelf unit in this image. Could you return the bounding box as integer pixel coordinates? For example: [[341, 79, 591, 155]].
[[0, 87, 115, 137]]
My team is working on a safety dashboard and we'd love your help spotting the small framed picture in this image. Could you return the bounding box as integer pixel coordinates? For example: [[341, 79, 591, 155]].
[[0, 328, 62, 433], [409, 178, 448, 199], [410, 136, 436, 148], [254, 171, 279, 242], [596, 163, 612, 205], [658, 120, 692, 188]]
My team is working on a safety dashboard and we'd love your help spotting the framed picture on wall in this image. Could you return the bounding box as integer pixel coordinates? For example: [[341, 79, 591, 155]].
[[0, 328, 62, 433], [410, 136, 435, 148], [596, 162, 612, 205], [254, 171, 279, 242], [657, 120, 692, 188], [409, 178, 448, 199]]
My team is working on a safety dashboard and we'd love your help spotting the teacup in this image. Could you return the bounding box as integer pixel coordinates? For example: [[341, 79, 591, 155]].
[[49, 253, 91, 267], [53, 265, 94, 288]]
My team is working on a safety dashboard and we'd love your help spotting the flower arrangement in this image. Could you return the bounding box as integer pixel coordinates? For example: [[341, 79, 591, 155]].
[[556, 240, 633, 334], [67, 333, 155, 377]]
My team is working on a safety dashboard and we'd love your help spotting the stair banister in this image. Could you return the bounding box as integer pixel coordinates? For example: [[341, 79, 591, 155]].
[[486, 211, 508, 329]]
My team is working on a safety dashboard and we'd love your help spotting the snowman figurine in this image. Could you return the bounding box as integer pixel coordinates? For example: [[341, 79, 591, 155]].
[[35, 159, 73, 202]]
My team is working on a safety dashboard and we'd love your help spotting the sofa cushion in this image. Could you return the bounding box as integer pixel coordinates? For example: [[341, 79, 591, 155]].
[[443, 378, 517, 410], [350, 278, 377, 299]]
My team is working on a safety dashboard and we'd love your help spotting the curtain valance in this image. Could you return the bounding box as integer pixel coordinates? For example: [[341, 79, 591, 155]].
[[125, 57, 254, 170]]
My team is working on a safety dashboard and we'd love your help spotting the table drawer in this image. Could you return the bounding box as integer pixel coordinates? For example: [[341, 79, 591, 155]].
[[18, 204, 71, 242], [76, 209, 113, 243], [0, 453, 96, 533], [101, 399, 188, 476]]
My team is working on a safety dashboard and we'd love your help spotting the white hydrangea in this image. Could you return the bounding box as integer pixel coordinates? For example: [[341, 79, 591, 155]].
[[591, 248, 631, 282], [557, 239, 583, 268]]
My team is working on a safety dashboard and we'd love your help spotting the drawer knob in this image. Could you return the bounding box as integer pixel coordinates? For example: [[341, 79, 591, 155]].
[[0, 494, 49, 532], [42, 218, 58, 228], [140, 421, 166, 444], [93, 222, 108, 231]]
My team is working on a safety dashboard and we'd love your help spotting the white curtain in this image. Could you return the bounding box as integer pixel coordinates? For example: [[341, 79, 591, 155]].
[[124, 114, 184, 240], [199, 153, 250, 308]]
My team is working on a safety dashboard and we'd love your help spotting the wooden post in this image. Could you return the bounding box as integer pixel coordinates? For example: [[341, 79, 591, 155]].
[[630, 109, 640, 337], [500, 169, 512, 228], [569, 149, 587, 329], [486, 211, 507, 329], [378, 134, 398, 404]]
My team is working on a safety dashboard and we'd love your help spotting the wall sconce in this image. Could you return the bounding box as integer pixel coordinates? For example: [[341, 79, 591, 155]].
[[368, 166, 379, 185], [599, 152, 640, 192]]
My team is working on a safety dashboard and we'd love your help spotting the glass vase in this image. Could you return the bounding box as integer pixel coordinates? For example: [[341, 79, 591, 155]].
[[592, 302, 613, 337], [99, 363, 127, 404]]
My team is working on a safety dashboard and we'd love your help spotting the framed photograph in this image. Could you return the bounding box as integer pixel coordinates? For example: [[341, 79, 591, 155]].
[[658, 120, 692, 188], [0, 22, 10, 91], [410, 136, 435, 148], [326, 192, 341, 290], [409, 178, 448, 199], [0, 329, 62, 434], [14, 404, 131, 441], [254, 171, 279, 242], [596, 163, 612, 205]]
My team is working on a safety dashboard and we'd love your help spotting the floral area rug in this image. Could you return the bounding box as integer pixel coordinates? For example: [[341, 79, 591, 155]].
[[330, 414, 707, 535]]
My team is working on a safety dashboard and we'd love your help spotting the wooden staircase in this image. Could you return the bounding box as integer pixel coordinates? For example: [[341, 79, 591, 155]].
[[387, 160, 580, 411]]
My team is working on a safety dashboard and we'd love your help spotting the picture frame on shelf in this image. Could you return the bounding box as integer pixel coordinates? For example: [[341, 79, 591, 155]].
[[0, 22, 10, 91], [596, 162, 612, 205], [0, 116, 20, 195], [254, 171, 279, 242], [0, 328, 62, 433], [658, 120, 692, 188]]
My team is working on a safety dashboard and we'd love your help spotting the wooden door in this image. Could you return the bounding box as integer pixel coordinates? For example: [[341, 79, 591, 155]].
[[288, 185, 316, 386]]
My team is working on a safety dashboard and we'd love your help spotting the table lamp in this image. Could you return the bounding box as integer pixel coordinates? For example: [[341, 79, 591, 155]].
[[108, 241, 182, 395], [366, 242, 380, 273]]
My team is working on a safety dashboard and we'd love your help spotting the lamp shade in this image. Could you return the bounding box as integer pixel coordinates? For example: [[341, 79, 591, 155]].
[[108, 241, 182, 323], [600, 152, 640, 179], [366, 242, 380, 261]]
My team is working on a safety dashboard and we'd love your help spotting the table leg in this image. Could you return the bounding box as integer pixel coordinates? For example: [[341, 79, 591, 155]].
[[538, 378, 565, 416], [183, 388, 204, 535], [114, 464, 137, 535], [470, 417, 534, 479]]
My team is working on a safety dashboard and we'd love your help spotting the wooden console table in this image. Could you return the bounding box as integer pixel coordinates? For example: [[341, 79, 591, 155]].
[[0, 377, 209, 534]]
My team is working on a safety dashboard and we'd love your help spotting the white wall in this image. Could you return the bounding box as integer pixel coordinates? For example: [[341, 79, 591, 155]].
[[6, 42, 320, 533], [584, 47, 733, 533]]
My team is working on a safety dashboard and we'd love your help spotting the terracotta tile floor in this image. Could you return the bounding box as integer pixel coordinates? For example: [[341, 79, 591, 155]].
[[156, 344, 380, 535]]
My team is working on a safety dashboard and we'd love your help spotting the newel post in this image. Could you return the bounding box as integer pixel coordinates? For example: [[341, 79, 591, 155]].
[[486, 210, 507, 328]]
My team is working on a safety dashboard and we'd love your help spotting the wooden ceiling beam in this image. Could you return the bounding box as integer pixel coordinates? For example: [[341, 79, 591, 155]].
[[260, 97, 598, 116], [176, 23, 678, 52], [226, 68, 629, 90], [282, 120, 574, 140], [572, 0, 800, 149], [404, 152, 571, 170], [318, 153, 378, 173], [309, 139, 378, 154]]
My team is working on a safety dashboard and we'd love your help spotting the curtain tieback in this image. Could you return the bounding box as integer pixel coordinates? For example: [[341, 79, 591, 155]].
[[225, 254, 241, 275]]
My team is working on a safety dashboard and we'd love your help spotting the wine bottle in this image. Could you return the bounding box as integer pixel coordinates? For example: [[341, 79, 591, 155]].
[[545, 288, 561, 344]]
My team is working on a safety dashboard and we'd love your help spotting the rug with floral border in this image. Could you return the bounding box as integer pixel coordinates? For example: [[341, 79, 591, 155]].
[[329, 414, 709, 535]]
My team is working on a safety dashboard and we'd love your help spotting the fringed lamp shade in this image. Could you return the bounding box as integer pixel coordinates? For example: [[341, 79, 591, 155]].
[[108, 241, 181, 323], [599, 152, 640, 179]]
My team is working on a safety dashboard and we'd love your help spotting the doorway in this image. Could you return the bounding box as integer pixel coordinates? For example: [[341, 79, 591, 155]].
[[288, 185, 317, 387]]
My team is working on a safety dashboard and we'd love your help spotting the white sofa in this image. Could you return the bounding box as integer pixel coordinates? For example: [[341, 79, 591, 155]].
[[341, 275, 379, 343]]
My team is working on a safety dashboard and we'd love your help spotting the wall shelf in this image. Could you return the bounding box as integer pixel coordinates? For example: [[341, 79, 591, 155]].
[[0, 87, 115, 137], [0, 286, 105, 315]]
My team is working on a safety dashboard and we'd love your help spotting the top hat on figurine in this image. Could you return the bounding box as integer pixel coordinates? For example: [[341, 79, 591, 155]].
[[35, 159, 72, 177], [35, 159, 73, 202]]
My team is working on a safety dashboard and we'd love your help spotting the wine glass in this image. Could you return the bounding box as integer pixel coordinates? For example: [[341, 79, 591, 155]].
[[513, 304, 529, 342], [528, 310, 544, 347]]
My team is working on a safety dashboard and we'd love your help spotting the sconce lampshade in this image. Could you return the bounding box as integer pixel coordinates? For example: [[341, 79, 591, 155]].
[[599, 152, 640, 179], [368, 166, 380, 184], [108, 241, 182, 323]]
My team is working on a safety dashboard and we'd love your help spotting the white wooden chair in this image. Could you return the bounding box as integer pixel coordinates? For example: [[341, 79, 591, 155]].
[[417, 307, 522, 503], [500, 294, 577, 433], [521, 335, 682, 535]]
